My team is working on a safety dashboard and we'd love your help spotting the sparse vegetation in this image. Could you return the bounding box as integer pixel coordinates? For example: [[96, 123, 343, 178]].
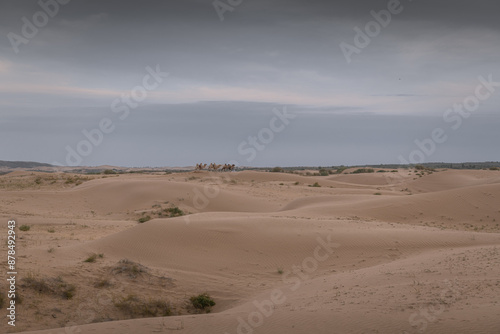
[[190, 293, 215, 312], [22, 274, 76, 299], [162, 206, 184, 217], [277, 268, 284, 274], [103, 169, 117, 174], [294, 181, 300, 185], [139, 204, 186, 222], [309, 182, 321, 187], [47, 228, 55, 233], [84, 254, 97, 263], [19, 225, 30, 231], [114, 294, 172, 317], [84, 253, 104, 263], [319, 168, 329, 176], [138, 215, 151, 223], [94, 279, 112, 288], [271, 167, 283, 173], [112, 259, 148, 278], [374, 192, 382, 195], [352, 168, 374, 174], [489, 167, 500, 171], [334, 166, 347, 174]]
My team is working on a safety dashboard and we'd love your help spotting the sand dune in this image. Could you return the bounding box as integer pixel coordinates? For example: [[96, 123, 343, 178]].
[[2, 168, 500, 333]]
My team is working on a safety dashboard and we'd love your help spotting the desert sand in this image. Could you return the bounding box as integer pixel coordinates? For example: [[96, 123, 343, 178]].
[[1, 168, 500, 333]]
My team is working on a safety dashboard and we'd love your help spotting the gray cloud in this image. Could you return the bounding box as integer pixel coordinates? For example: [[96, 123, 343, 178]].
[[0, 1, 499, 166]]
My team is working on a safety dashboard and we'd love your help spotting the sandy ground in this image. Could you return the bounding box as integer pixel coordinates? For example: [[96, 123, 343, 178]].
[[1, 168, 499, 333]]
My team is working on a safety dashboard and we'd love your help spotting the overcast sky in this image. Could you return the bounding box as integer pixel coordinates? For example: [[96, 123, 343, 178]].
[[0, 0, 499, 167]]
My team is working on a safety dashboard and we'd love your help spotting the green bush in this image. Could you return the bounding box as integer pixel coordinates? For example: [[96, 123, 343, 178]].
[[319, 169, 329, 176], [19, 225, 30, 231], [84, 253, 103, 263], [190, 293, 215, 312], [334, 167, 347, 174], [310, 182, 321, 187], [103, 169, 117, 174], [271, 167, 283, 173], [163, 206, 184, 217], [352, 168, 374, 174], [138, 216, 151, 223]]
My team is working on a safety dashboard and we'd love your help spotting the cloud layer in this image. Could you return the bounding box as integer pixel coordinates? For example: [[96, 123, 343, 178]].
[[1, 0, 499, 166]]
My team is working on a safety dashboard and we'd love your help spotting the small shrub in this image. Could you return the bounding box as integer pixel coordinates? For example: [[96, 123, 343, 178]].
[[84, 253, 103, 263], [114, 294, 171, 317], [22, 274, 75, 299], [103, 169, 117, 174], [319, 169, 329, 176], [374, 192, 382, 195], [163, 206, 184, 217], [277, 268, 284, 274], [190, 293, 215, 312], [48, 228, 55, 233], [352, 168, 374, 174], [112, 259, 148, 278], [48, 248, 55, 253], [310, 182, 321, 187], [334, 167, 347, 174], [489, 167, 500, 171], [62, 284, 76, 300], [294, 181, 299, 185], [19, 225, 30, 231], [138, 215, 151, 223], [271, 167, 283, 173], [94, 279, 112, 288]]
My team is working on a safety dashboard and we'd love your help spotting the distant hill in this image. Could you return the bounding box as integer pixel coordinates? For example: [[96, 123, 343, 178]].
[[0, 160, 53, 168]]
